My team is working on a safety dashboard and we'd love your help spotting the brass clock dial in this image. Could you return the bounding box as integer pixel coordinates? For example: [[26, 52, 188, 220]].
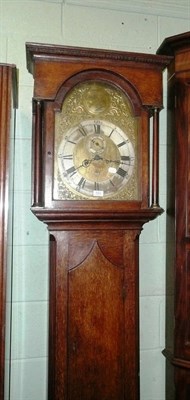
[[54, 81, 139, 201], [57, 119, 135, 199]]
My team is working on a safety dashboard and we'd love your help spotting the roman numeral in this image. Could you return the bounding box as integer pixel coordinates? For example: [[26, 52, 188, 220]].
[[78, 177, 86, 189], [66, 139, 76, 145], [117, 141, 126, 148], [121, 155, 135, 165], [117, 167, 127, 178], [94, 182, 100, 191], [61, 154, 73, 160], [94, 124, 100, 134], [109, 179, 115, 187], [66, 166, 77, 177], [121, 156, 130, 161], [108, 128, 115, 137], [78, 126, 87, 136]]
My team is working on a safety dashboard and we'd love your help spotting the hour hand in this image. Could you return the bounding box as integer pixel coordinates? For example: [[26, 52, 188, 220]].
[[81, 155, 103, 167], [81, 158, 92, 168], [77, 155, 103, 170]]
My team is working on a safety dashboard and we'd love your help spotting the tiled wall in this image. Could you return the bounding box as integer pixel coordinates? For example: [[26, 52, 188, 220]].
[[1, 1, 190, 399]]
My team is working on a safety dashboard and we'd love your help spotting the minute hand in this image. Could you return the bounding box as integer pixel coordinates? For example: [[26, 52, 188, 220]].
[[104, 158, 131, 165], [77, 155, 102, 169], [104, 158, 119, 163]]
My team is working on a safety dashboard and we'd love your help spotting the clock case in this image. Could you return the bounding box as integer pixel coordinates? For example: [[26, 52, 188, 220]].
[[157, 31, 190, 399], [26, 43, 171, 400], [26, 43, 171, 222]]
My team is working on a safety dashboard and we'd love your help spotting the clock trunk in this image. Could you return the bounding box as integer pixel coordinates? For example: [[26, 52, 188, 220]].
[[48, 228, 140, 400]]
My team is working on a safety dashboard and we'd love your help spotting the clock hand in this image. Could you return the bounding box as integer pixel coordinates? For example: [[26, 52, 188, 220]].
[[68, 159, 92, 173], [76, 154, 104, 172], [85, 155, 128, 167], [66, 159, 92, 176], [104, 158, 120, 164], [82, 159, 92, 167], [93, 154, 103, 161], [79, 154, 117, 164], [104, 158, 131, 166], [80, 154, 103, 167]]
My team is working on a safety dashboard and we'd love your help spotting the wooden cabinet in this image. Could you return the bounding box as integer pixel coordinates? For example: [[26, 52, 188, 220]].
[[0, 64, 18, 399], [157, 31, 190, 399], [26, 43, 170, 399]]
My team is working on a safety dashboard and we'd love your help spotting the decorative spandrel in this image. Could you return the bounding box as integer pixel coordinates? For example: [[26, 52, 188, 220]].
[[53, 81, 139, 201]]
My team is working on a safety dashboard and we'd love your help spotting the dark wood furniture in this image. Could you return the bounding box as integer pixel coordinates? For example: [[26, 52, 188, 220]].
[[157, 31, 190, 399], [0, 64, 18, 400], [26, 43, 170, 400]]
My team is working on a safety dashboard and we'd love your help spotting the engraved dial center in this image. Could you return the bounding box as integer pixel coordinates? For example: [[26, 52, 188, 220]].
[[73, 133, 121, 182]]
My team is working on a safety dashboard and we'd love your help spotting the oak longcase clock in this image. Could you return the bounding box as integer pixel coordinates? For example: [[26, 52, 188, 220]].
[[157, 31, 190, 400], [26, 42, 171, 400]]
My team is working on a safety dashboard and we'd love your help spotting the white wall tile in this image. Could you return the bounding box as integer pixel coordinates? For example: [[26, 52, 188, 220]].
[[6, 245, 13, 299], [140, 243, 165, 296], [140, 218, 159, 244], [160, 100, 167, 146], [4, 360, 10, 400], [5, 302, 11, 398], [15, 85, 33, 139], [158, 16, 190, 43], [13, 192, 48, 246], [1, 2, 62, 37], [140, 348, 165, 400], [11, 301, 48, 359], [64, 0, 189, 20], [0, 35, 7, 62], [159, 144, 167, 196], [14, 139, 31, 192], [158, 196, 167, 242], [140, 296, 163, 349], [13, 245, 49, 302], [10, 358, 47, 400], [63, 5, 158, 51]]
